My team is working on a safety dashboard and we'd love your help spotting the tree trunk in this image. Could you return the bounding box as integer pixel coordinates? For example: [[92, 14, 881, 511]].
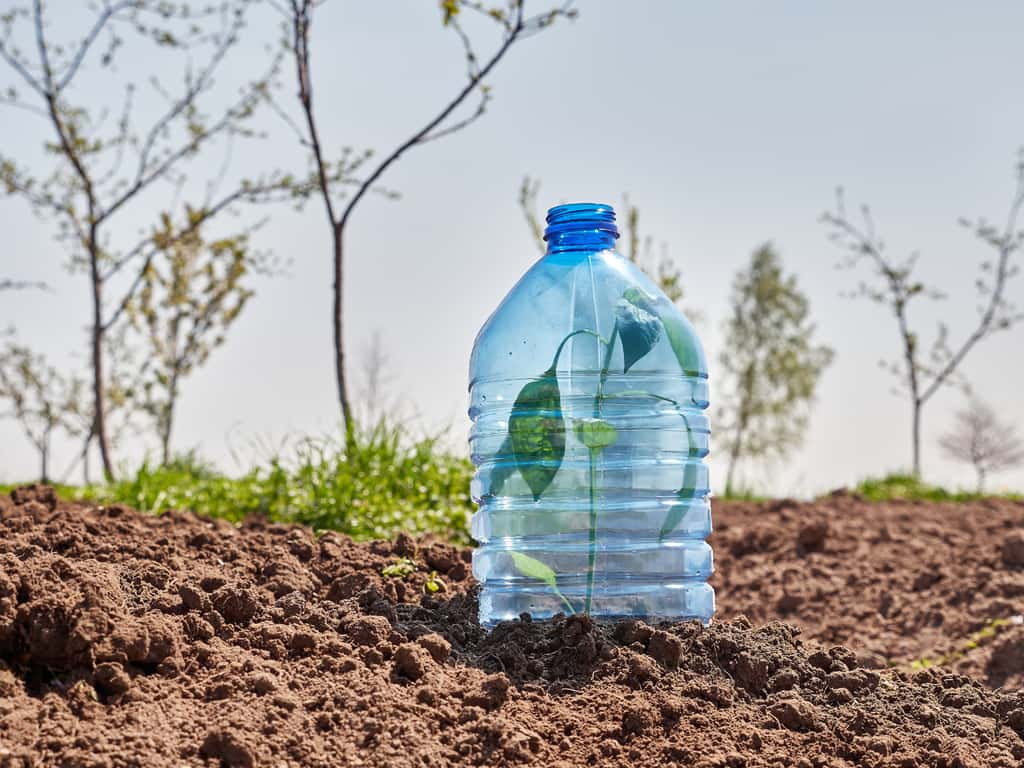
[[40, 432, 50, 484], [724, 454, 737, 498], [725, 357, 757, 497], [911, 400, 921, 478], [976, 467, 986, 495], [724, 420, 745, 497], [89, 248, 116, 480], [333, 227, 354, 440], [82, 431, 93, 485], [160, 416, 172, 467], [161, 378, 178, 467]]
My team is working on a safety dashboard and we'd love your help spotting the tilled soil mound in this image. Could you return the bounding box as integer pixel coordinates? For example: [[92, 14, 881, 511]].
[[713, 492, 1024, 690], [0, 487, 1023, 767]]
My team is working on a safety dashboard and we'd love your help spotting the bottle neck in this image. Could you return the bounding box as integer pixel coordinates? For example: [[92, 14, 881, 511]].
[[543, 202, 619, 255]]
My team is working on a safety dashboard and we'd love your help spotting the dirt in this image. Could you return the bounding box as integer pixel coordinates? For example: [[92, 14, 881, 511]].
[[0, 486, 1023, 767], [713, 491, 1024, 690]]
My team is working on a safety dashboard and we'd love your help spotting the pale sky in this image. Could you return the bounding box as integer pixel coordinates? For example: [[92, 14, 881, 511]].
[[2, 1, 1024, 495]]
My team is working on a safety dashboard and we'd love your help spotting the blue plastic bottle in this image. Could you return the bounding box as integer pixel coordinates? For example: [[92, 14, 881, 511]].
[[468, 203, 713, 628]]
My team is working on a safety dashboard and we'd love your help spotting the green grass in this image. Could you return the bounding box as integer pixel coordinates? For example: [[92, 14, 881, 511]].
[[2, 421, 475, 544], [717, 487, 771, 502], [852, 473, 1024, 503], [7, 460, 1021, 548]]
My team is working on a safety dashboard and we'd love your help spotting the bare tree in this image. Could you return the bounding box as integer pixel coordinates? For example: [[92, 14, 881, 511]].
[[272, 0, 575, 437], [129, 210, 255, 464], [938, 398, 1024, 492], [823, 152, 1024, 477], [0, 341, 84, 482], [0, 1, 293, 478]]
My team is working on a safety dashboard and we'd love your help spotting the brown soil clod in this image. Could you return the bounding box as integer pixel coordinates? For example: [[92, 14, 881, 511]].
[[1002, 529, 1024, 568]]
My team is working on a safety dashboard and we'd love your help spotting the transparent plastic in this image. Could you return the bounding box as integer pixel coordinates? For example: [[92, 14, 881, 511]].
[[468, 203, 713, 628]]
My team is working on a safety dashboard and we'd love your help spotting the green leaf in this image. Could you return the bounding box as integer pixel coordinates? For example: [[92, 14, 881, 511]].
[[659, 419, 701, 540], [382, 556, 416, 578], [658, 487, 698, 540], [509, 369, 565, 500], [660, 311, 703, 377], [574, 417, 618, 451], [658, 504, 683, 540], [509, 551, 558, 589], [440, 0, 459, 25], [615, 288, 661, 372]]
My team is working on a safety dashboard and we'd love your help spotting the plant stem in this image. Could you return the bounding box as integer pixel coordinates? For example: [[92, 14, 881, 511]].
[[594, 326, 619, 416], [550, 328, 606, 372], [557, 589, 577, 616], [583, 323, 620, 615], [584, 445, 598, 614]]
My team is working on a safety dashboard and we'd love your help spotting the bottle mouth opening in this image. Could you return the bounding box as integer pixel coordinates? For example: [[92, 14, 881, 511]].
[[543, 203, 619, 242]]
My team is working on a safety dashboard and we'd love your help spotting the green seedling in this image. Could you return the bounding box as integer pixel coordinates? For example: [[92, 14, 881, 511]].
[[381, 557, 416, 579], [509, 552, 574, 615], [909, 616, 1014, 671], [424, 571, 446, 594], [69, 679, 99, 702], [504, 287, 703, 615]]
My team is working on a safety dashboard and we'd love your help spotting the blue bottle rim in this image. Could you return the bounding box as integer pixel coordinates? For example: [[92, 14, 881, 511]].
[[544, 202, 619, 241]]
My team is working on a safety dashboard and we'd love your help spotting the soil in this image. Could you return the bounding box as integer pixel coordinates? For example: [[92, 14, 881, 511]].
[[713, 491, 1024, 690], [0, 486, 1022, 767]]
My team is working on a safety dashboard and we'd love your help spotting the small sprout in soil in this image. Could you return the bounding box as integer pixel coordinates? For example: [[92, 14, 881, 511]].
[[424, 571, 446, 594], [382, 557, 417, 579], [509, 551, 575, 615], [70, 680, 99, 701], [909, 616, 1013, 671]]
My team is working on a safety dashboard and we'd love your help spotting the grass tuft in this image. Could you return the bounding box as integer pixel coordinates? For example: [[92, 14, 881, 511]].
[[854, 473, 1024, 503]]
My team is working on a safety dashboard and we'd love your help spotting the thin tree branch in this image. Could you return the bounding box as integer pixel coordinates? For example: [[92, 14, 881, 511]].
[[102, 178, 294, 332], [30, 4, 100, 225], [517, 175, 544, 253], [338, 1, 529, 232], [94, 84, 135, 189], [55, 0, 135, 92], [100, 24, 245, 222], [0, 278, 49, 291], [31, 0, 54, 90], [290, 0, 337, 231], [0, 93, 48, 117], [0, 36, 44, 96], [264, 88, 311, 148], [420, 86, 490, 144], [449, 16, 481, 79]]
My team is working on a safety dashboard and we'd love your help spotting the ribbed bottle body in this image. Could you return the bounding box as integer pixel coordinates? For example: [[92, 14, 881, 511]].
[[469, 205, 713, 628]]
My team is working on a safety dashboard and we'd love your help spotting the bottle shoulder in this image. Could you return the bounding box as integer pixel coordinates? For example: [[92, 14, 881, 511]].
[[470, 248, 706, 385]]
